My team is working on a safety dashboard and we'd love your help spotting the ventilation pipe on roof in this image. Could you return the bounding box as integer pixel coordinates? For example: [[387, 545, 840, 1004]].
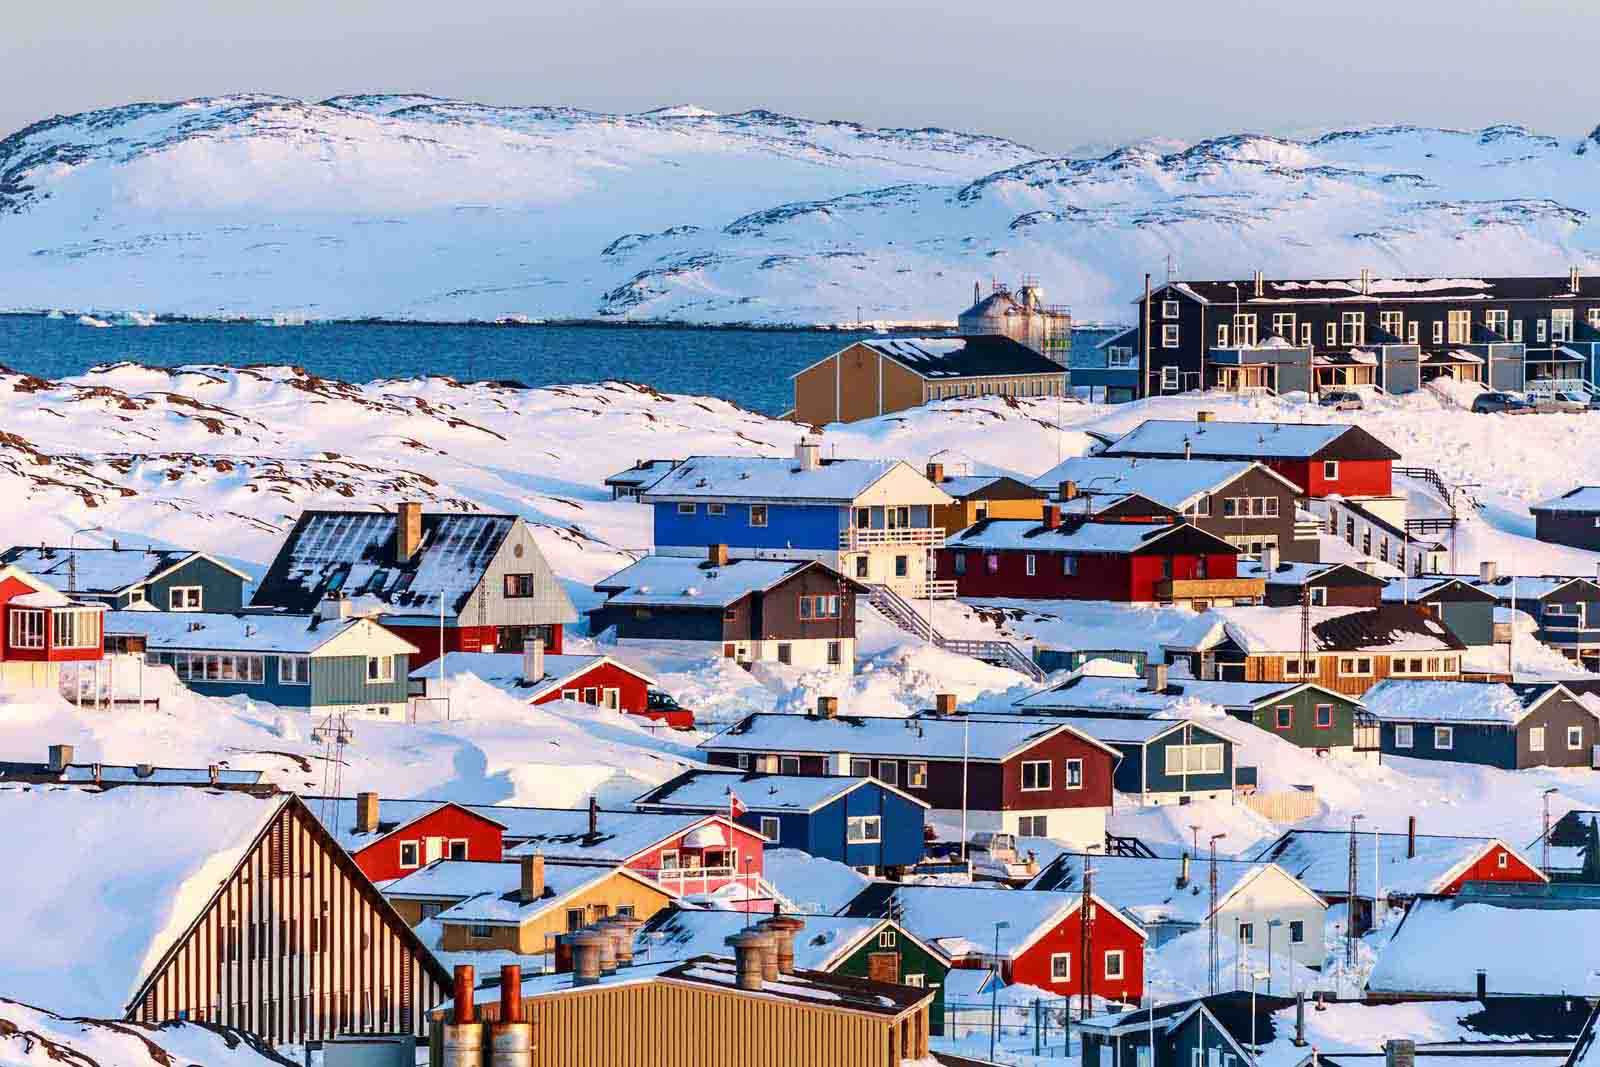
[[708, 543, 730, 567], [1293, 993, 1308, 1046], [47, 744, 73, 771], [1042, 504, 1062, 530], [934, 693, 959, 717], [1254, 271, 1264, 298], [763, 913, 806, 974], [1196, 411, 1214, 424], [1480, 560, 1499, 583], [356, 791, 380, 834], [1261, 546, 1281, 574], [1571, 266, 1582, 294], [926, 462, 945, 484], [569, 931, 607, 987], [208, 764, 220, 785], [1408, 815, 1417, 859], [1360, 268, 1372, 296], [725, 929, 774, 991], [491, 964, 533, 1062], [1476, 970, 1488, 1000], [816, 695, 839, 719], [1184, 438, 1192, 461], [1145, 661, 1168, 694], [588, 795, 599, 837], [134, 763, 154, 779], [442, 965, 482, 1067], [522, 638, 545, 686], [1176, 852, 1191, 889], [795, 438, 821, 471], [1059, 480, 1078, 501], [1387, 1040, 1416, 1067]]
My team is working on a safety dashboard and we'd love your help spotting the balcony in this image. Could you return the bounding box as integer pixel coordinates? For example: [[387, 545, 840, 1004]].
[[1154, 577, 1266, 603], [839, 526, 945, 550]]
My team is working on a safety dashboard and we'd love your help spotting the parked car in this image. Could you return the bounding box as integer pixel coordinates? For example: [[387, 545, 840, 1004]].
[[1471, 391, 1527, 414], [643, 688, 696, 729], [1545, 391, 1591, 413], [1318, 390, 1364, 411]]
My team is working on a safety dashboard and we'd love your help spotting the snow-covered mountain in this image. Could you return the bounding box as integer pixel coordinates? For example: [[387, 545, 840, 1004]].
[[3, 94, 1600, 322]]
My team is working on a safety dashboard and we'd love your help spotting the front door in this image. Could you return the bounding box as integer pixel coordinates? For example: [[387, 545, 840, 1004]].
[[867, 952, 900, 984]]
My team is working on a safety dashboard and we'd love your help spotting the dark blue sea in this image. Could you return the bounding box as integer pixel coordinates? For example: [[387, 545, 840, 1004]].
[[0, 315, 1116, 416]]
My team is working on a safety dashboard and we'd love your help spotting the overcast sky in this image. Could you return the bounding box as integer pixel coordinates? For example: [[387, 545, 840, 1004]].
[[6, 0, 1598, 152]]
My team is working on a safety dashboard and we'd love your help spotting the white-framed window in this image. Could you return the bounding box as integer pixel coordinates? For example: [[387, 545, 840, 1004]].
[[1323, 461, 1339, 481], [1395, 724, 1414, 749], [707, 503, 726, 516], [1447, 309, 1471, 345], [779, 755, 801, 775], [1340, 311, 1365, 346], [905, 973, 925, 988], [399, 841, 419, 868], [1497, 851, 1508, 869], [366, 656, 394, 684], [1512, 319, 1523, 342], [1589, 308, 1600, 330], [759, 816, 781, 840], [846, 815, 881, 844], [676, 502, 696, 515], [280, 655, 311, 685], [1273, 312, 1297, 340], [1529, 726, 1546, 752], [1107, 346, 1137, 369], [1289, 920, 1305, 944], [1160, 365, 1179, 391], [1338, 656, 1373, 676], [1164, 744, 1224, 774], [469, 924, 492, 940], [1018, 814, 1048, 837], [849, 757, 872, 777], [1051, 952, 1072, 981], [877, 760, 899, 786], [169, 586, 202, 611], [1537, 318, 1549, 343], [878, 930, 897, 948], [1569, 725, 1585, 750], [1379, 310, 1404, 338], [128, 587, 147, 605], [907, 760, 928, 788], [1025, 554, 1037, 577], [1238, 922, 1254, 945], [1485, 309, 1508, 337], [1216, 324, 1230, 347], [1408, 321, 1420, 344], [1064, 758, 1083, 789], [1162, 326, 1180, 350], [1553, 307, 1575, 342], [448, 838, 469, 860], [1309, 587, 1328, 606], [1162, 300, 1179, 320], [561, 688, 580, 701], [1435, 726, 1454, 750], [660, 849, 680, 870], [50, 608, 101, 649], [748, 504, 768, 528], [1104, 950, 1125, 979], [1301, 323, 1313, 347], [1432, 321, 1444, 344], [1021, 760, 1051, 791]]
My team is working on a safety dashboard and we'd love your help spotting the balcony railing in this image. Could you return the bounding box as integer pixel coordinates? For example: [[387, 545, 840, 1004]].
[[1154, 577, 1267, 603], [839, 526, 945, 550]]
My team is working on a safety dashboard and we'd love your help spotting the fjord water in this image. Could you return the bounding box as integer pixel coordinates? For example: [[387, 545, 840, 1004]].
[[0, 316, 876, 415]]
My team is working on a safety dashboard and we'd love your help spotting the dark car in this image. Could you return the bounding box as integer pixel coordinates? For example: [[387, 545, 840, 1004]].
[[1471, 391, 1525, 414], [643, 689, 696, 730]]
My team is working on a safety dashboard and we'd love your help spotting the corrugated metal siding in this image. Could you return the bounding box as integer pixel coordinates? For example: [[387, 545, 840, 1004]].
[[313, 654, 409, 707]]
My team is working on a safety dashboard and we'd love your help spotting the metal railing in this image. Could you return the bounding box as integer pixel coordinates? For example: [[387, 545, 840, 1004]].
[[866, 584, 1045, 682], [839, 526, 945, 549]]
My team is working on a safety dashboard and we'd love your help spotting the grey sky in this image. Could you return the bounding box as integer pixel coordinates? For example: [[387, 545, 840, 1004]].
[[6, 0, 1598, 152]]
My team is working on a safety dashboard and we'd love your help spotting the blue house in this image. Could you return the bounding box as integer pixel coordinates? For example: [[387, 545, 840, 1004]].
[[635, 440, 953, 597], [1068, 326, 1141, 404], [633, 769, 929, 875], [1364, 680, 1599, 770], [0, 545, 251, 611], [105, 605, 418, 718]]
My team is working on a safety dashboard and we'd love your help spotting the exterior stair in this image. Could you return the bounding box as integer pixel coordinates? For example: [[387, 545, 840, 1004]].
[[865, 584, 1045, 683]]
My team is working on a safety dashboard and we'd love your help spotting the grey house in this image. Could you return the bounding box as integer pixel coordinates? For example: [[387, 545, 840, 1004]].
[[0, 546, 251, 611]]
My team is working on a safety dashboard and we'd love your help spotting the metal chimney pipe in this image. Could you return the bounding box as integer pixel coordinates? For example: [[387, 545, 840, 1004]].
[[725, 930, 773, 992], [1407, 815, 1417, 859], [490, 965, 532, 1067], [443, 964, 484, 1067]]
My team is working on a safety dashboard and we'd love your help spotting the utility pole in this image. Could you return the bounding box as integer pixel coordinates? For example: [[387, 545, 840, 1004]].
[[1543, 788, 1558, 874], [1142, 273, 1152, 400], [1080, 846, 1101, 1018], [1346, 814, 1365, 967], [1208, 832, 1226, 995]]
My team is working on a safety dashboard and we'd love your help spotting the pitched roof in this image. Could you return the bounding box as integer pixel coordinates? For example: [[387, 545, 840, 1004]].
[[948, 517, 1236, 555], [936, 474, 1045, 502], [593, 556, 855, 609], [0, 546, 251, 593], [1533, 488, 1600, 514], [0, 783, 286, 1017], [387, 859, 662, 925], [1197, 604, 1465, 654], [633, 769, 928, 814], [700, 712, 1120, 761], [1023, 854, 1319, 925], [850, 336, 1066, 380], [1367, 897, 1600, 997], [639, 455, 948, 505], [603, 459, 682, 489], [636, 907, 941, 972], [406, 650, 656, 699], [1250, 829, 1541, 897], [250, 509, 574, 623], [839, 882, 1143, 959], [1156, 275, 1600, 305], [1012, 674, 1340, 715], [104, 609, 416, 655], [1362, 680, 1591, 725], [1099, 419, 1401, 462], [1237, 559, 1387, 588], [1029, 457, 1279, 510]]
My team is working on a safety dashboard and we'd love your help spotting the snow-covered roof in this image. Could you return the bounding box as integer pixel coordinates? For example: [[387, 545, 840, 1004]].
[[594, 555, 844, 608], [11, 589, 83, 608], [0, 546, 251, 594], [1029, 457, 1266, 509], [407, 650, 655, 699], [634, 770, 927, 814], [1251, 830, 1537, 897], [637, 908, 911, 972], [853, 336, 1065, 380], [1024, 854, 1315, 926], [1013, 674, 1326, 714], [1199, 604, 1465, 653], [388, 859, 648, 926], [1533, 487, 1600, 514], [1, 784, 285, 1017], [840, 882, 1143, 959], [603, 459, 682, 489], [1367, 898, 1600, 998], [1448, 572, 1600, 602], [639, 454, 946, 505], [969, 713, 1188, 744], [1362, 680, 1588, 725], [1100, 419, 1399, 461], [1236, 559, 1385, 587], [702, 711, 1116, 761], [948, 517, 1221, 554], [380, 859, 518, 900], [104, 609, 415, 655]]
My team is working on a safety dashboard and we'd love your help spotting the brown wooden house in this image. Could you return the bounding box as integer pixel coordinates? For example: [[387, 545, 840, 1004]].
[[926, 464, 1046, 533], [1239, 556, 1388, 608]]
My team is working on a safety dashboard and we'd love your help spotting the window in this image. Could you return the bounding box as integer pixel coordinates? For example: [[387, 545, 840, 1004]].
[[1217, 324, 1230, 347], [1289, 920, 1305, 944], [1447, 309, 1471, 344], [560, 688, 579, 701], [1300, 322, 1313, 347], [905, 973, 926, 988], [1051, 952, 1072, 981], [759, 816, 781, 840], [735, 754, 752, 771], [1273, 313, 1297, 340], [1063, 555, 1078, 576], [850, 757, 872, 777], [1338, 656, 1373, 677], [1162, 300, 1179, 320], [582, 686, 599, 704], [1184, 496, 1211, 519], [1160, 365, 1179, 391], [1238, 922, 1254, 945], [1530, 726, 1545, 752], [878, 930, 897, 948], [676, 502, 696, 515], [827, 641, 842, 666], [1395, 724, 1414, 749], [1408, 321, 1420, 344], [748, 505, 767, 528], [907, 761, 928, 788], [1164, 744, 1225, 774], [1275, 706, 1293, 730], [1309, 587, 1327, 607], [1018, 814, 1049, 836], [1107, 346, 1137, 369], [1315, 704, 1333, 729], [1432, 321, 1444, 345], [1569, 725, 1585, 750], [1323, 461, 1339, 481], [1379, 310, 1404, 338], [1537, 318, 1548, 343], [448, 839, 468, 860], [280, 655, 311, 685], [366, 656, 394, 684], [1496, 851, 1508, 869], [1434, 726, 1454, 750], [1590, 307, 1600, 330], [855, 556, 869, 579], [1512, 319, 1523, 342], [1485, 309, 1508, 337], [1025, 554, 1036, 577], [1064, 758, 1083, 788], [50, 608, 101, 649], [1104, 950, 1125, 979], [847, 816, 881, 843], [1340, 311, 1365, 346], [779, 756, 801, 775], [953, 553, 966, 576], [469, 924, 492, 940], [503, 573, 537, 598], [1284, 657, 1314, 677], [1021, 760, 1051, 791], [776, 642, 792, 664], [707, 503, 726, 516], [1553, 308, 1575, 342], [169, 586, 202, 611], [894, 556, 909, 579], [800, 594, 842, 620], [399, 841, 419, 868], [877, 760, 899, 786]]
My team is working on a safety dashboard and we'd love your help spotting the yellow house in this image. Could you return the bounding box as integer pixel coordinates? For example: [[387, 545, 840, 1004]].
[[925, 465, 1048, 533], [790, 337, 1068, 425], [385, 855, 676, 958]]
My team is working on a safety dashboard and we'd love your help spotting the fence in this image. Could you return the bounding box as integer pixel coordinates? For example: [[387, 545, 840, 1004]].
[[1241, 788, 1322, 823], [943, 996, 1077, 1058]]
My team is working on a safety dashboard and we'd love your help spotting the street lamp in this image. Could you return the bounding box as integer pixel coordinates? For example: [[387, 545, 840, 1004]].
[[1265, 919, 1283, 996], [990, 920, 1011, 1062], [1249, 971, 1271, 1063]]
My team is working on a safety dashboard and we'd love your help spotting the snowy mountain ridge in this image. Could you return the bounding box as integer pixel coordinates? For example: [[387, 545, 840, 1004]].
[[4, 94, 1600, 322]]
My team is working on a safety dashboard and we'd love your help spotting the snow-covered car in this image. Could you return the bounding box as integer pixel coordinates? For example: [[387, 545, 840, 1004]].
[[1318, 390, 1364, 411], [1470, 391, 1526, 413]]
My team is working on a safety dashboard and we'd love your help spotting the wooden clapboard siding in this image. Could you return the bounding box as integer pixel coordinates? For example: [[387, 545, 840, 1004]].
[[1241, 653, 1460, 697], [128, 795, 448, 1044]]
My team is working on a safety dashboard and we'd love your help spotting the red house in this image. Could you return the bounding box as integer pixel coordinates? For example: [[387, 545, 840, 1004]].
[[1099, 418, 1401, 499], [410, 646, 686, 727], [935, 511, 1260, 608], [0, 565, 106, 691], [844, 883, 1148, 1003]]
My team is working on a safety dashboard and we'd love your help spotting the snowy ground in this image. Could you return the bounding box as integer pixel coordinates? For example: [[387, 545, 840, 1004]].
[[0, 997, 292, 1067]]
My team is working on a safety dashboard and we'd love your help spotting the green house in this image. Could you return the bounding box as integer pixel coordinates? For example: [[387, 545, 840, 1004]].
[[1225, 682, 1375, 754], [638, 908, 953, 1032]]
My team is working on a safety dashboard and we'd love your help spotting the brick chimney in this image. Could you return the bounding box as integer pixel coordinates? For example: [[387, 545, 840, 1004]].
[[816, 695, 839, 719], [520, 852, 545, 902], [356, 791, 380, 834], [397, 502, 423, 562], [1145, 661, 1169, 693], [47, 744, 73, 771], [934, 693, 958, 717], [1058, 480, 1078, 501], [1042, 504, 1062, 530], [926, 462, 944, 484], [708, 543, 730, 567]]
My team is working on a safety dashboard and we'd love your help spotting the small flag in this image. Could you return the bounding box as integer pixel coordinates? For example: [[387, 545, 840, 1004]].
[[727, 786, 747, 820]]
